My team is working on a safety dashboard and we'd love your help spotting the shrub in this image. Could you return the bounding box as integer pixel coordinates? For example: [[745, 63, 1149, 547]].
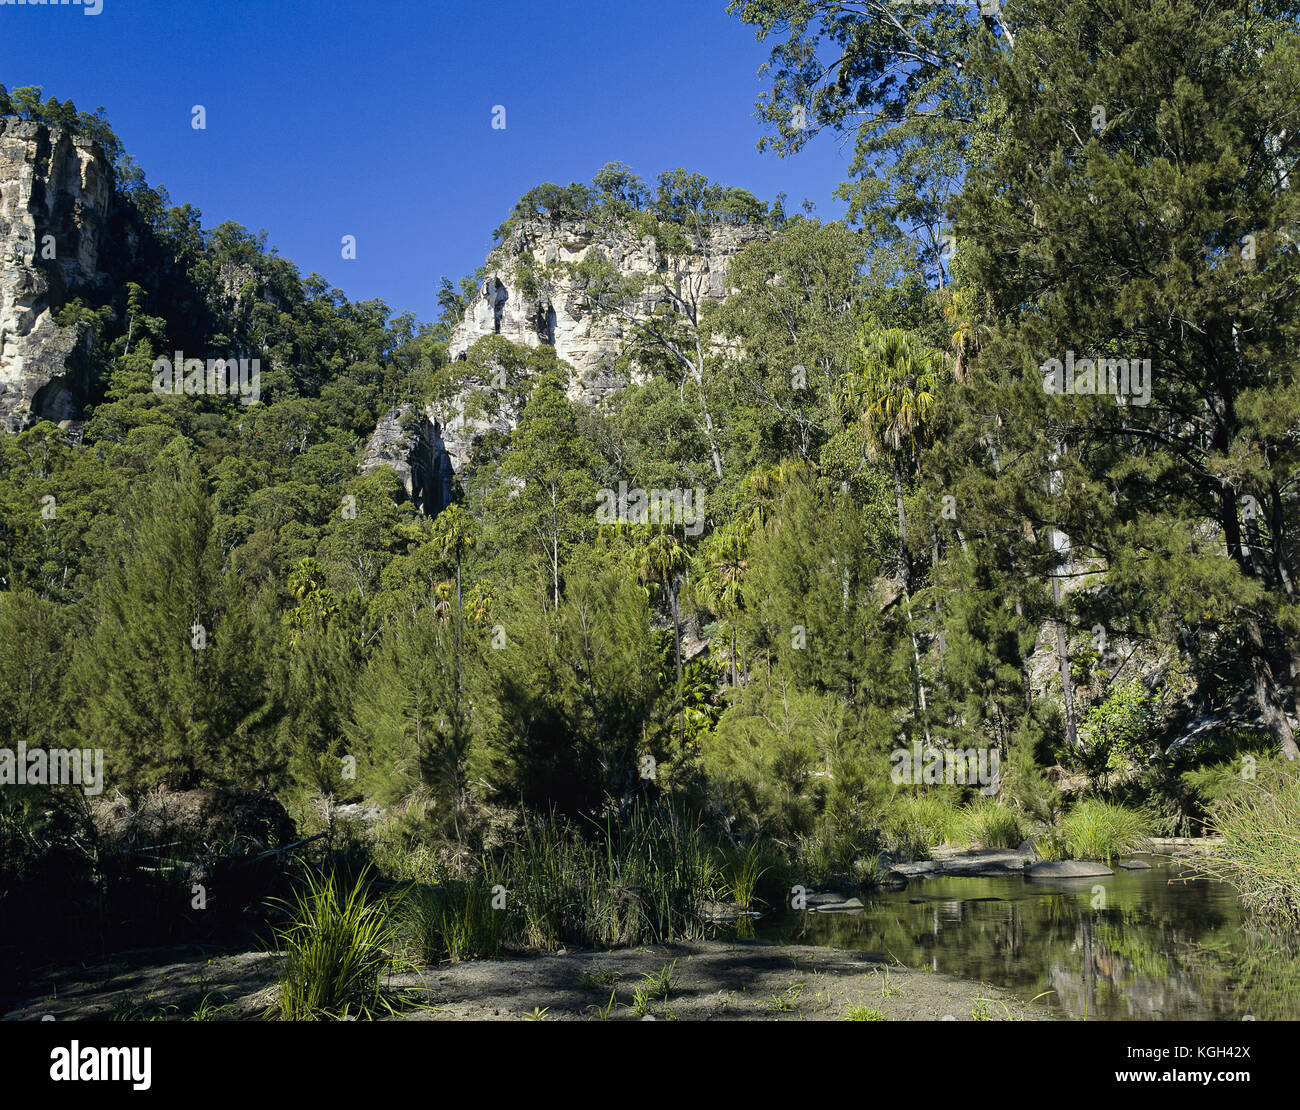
[[1079, 681, 1159, 784]]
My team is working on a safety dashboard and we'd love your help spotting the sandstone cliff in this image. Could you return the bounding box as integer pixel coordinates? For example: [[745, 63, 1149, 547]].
[[362, 214, 768, 510], [0, 118, 113, 433], [448, 216, 767, 405], [360, 406, 460, 515]]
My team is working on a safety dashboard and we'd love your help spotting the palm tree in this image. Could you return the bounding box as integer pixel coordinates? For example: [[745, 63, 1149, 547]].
[[692, 525, 751, 687], [639, 531, 691, 746], [431, 504, 477, 702], [841, 324, 948, 745], [431, 580, 454, 622], [738, 458, 813, 533], [432, 503, 477, 612]]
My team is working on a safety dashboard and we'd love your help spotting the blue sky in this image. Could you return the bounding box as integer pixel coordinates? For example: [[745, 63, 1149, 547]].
[[2, 0, 851, 320]]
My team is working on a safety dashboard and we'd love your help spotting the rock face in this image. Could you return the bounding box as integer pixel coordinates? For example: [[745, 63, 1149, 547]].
[[360, 214, 769, 514], [361, 406, 456, 514], [0, 118, 113, 433], [448, 216, 768, 406], [360, 392, 521, 515]]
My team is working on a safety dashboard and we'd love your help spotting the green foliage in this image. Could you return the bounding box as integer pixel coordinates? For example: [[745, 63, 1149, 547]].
[[957, 798, 1024, 850], [1195, 763, 1300, 930], [720, 841, 770, 909], [1, 84, 125, 164], [501, 806, 718, 951], [273, 869, 397, 1020], [7, 21, 1300, 976], [1055, 800, 1151, 864], [883, 793, 964, 858], [349, 605, 474, 807], [493, 180, 596, 240], [399, 873, 505, 962], [71, 443, 274, 796], [1079, 682, 1160, 781]]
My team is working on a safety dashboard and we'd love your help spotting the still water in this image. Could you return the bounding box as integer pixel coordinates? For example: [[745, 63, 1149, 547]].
[[745, 857, 1300, 1020]]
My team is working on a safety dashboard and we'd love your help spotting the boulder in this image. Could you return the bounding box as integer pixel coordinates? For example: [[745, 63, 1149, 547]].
[[812, 897, 864, 914], [880, 871, 910, 891], [1025, 860, 1114, 879]]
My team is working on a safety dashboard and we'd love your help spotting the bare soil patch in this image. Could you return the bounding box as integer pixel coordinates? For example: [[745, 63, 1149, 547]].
[[4, 939, 1052, 1022]]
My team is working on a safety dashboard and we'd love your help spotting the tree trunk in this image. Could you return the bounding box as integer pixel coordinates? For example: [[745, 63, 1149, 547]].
[[1244, 615, 1300, 760], [894, 465, 910, 593], [670, 581, 684, 747], [1045, 435, 1079, 751], [1015, 595, 1034, 712], [1052, 558, 1079, 751], [1221, 486, 1298, 760], [894, 462, 931, 746]]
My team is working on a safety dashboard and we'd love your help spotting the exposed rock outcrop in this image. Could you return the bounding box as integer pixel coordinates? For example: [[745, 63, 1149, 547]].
[[361, 406, 446, 513], [360, 214, 769, 513], [448, 216, 767, 406], [360, 395, 517, 515], [0, 118, 113, 432]]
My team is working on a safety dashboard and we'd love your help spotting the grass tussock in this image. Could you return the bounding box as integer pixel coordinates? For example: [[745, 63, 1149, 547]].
[[273, 868, 396, 1020], [1195, 764, 1300, 930], [398, 871, 506, 963], [957, 798, 1024, 849], [504, 805, 719, 950], [720, 841, 769, 910], [1035, 799, 1150, 863], [882, 793, 962, 859], [883, 793, 1023, 857]]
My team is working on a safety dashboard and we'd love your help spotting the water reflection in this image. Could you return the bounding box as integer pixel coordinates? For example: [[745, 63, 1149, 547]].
[[740, 858, 1300, 1020]]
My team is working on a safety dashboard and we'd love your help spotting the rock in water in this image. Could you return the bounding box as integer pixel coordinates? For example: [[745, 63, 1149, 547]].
[[1025, 860, 1114, 879]]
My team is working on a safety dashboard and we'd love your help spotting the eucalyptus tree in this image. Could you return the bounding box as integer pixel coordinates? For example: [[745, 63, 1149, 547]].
[[566, 170, 773, 482], [727, 1, 1012, 285], [487, 373, 599, 612]]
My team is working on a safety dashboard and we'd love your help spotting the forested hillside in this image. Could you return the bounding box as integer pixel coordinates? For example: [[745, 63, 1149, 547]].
[[3, 0, 1300, 982]]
